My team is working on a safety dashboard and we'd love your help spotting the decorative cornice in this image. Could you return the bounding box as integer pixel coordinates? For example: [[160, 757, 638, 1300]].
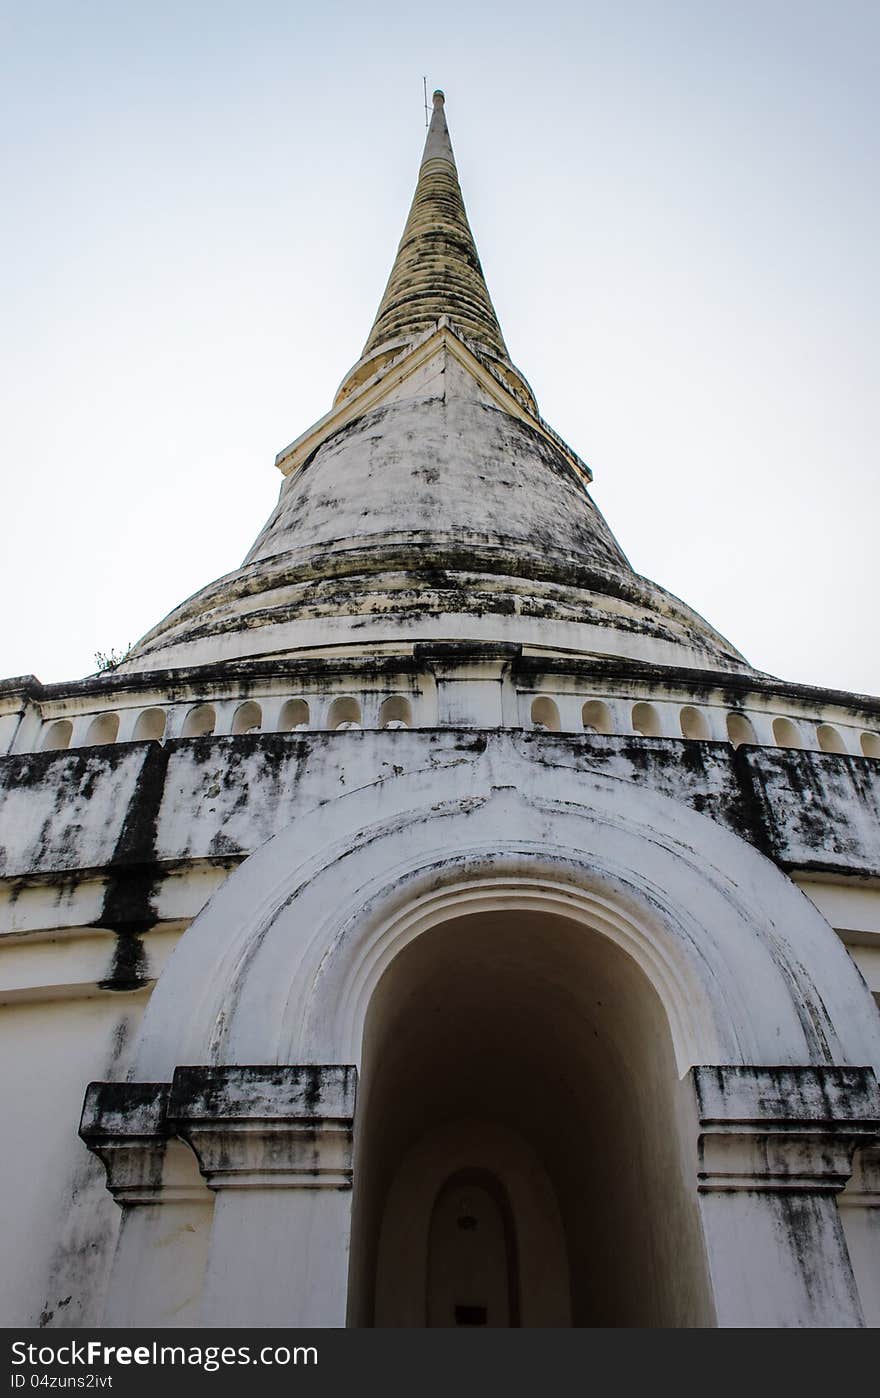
[[692, 1065, 880, 1194], [168, 1066, 358, 1192], [9, 646, 880, 720], [80, 1069, 359, 1201]]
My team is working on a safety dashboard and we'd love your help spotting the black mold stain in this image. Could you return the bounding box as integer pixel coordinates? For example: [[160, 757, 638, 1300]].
[[94, 744, 170, 990], [735, 746, 880, 876], [730, 744, 780, 859], [4, 731, 880, 925]]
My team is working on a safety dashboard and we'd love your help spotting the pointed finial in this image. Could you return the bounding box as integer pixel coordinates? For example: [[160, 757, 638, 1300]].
[[421, 86, 454, 169]]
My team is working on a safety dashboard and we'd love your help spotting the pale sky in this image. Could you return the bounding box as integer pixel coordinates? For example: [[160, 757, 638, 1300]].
[[2, 1, 877, 694]]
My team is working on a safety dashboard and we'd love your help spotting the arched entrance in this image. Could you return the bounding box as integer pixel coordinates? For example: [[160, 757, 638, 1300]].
[[349, 907, 714, 1327], [110, 753, 879, 1329]]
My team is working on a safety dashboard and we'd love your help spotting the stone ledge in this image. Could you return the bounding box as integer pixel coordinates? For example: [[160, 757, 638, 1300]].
[[168, 1066, 358, 1192], [168, 1065, 357, 1123], [692, 1065, 880, 1194]]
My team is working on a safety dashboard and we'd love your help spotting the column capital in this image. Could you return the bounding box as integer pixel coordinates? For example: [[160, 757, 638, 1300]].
[[168, 1065, 358, 1191], [79, 1082, 175, 1204], [691, 1065, 880, 1193]]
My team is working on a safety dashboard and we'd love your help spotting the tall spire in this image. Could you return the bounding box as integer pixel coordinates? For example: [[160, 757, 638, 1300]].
[[119, 91, 752, 680], [360, 90, 510, 364]]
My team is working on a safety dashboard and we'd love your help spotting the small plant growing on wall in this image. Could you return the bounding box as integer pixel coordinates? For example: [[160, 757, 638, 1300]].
[[94, 644, 133, 673]]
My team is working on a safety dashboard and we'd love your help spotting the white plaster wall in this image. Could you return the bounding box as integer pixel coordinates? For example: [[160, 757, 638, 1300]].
[[0, 993, 148, 1326], [795, 877, 880, 1009], [0, 928, 181, 1003]]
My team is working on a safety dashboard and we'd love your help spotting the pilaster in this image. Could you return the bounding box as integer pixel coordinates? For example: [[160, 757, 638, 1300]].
[[168, 1065, 357, 1327], [838, 1145, 880, 1327], [79, 1082, 212, 1326], [692, 1065, 880, 1327], [416, 642, 520, 728]]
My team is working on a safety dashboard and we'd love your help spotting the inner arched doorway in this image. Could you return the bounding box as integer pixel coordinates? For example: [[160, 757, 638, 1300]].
[[348, 906, 714, 1327], [426, 1169, 519, 1327]]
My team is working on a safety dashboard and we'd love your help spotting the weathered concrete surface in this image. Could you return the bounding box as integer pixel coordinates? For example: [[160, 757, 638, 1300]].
[[692, 1065, 880, 1327], [2, 731, 879, 884], [118, 342, 749, 676], [0, 746, 154, 878], [121, 738, 880, 1084], [738, 747, 880, 876]]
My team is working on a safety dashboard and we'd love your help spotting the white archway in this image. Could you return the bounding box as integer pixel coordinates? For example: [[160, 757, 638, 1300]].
[[100, 743, 880, 1331], [131, 743, 880, 1082]]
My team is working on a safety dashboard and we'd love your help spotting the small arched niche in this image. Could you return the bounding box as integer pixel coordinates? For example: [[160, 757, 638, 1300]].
[[427, 1171, 519, 1327], [816, 724, 846, 755], [861, 732, 880, 759], [182, 704, 216, 739], [772, 717, 802, 750], [679, 706, 710, 741], [279, 698, 310, 732], [85, 712, 119, 746], [726, 713, 756, 749], [232, 700, 262, 736], [328, 696, 362, 730], [530, 696, 560, 733], [133, 708, 166, 743], [42, 719, 72, 752], [631, 702, 661, 738], [379, 696, 412, 729], [582, 700, 612, 736]]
